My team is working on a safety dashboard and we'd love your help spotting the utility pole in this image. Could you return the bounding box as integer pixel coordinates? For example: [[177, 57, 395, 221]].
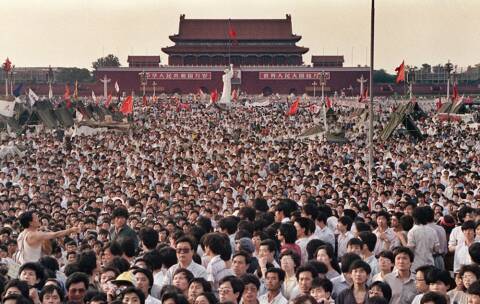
[[368, 0, 375, 183], [318, 71, 330, 132]]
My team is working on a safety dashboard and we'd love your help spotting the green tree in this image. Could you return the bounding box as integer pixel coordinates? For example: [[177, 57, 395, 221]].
[[56, 68, 93, 83], [373, 69, 396, 83], [92, 54, 121, 70]]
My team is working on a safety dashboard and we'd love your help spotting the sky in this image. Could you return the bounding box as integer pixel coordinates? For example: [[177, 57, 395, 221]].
[[1, 0, 479, 73]]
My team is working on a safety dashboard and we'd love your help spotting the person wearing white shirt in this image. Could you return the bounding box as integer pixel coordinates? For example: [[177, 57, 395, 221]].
[[454, 221, 477, 273], [313, 212, 336, 250], [448, 206, 475, 253], [336, 216, 354, 259], [259, 268, 288, 304]]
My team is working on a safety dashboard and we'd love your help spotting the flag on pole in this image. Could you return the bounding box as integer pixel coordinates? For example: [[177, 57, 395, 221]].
[[228, 22, 237, 44], [92, 90, 97, 104], [64, 84, 72, 109], [105, 94, 112, 107], [452, 83, 459, 101], [28, 88, 39, 106], [435, 97, 442, 110], [115, 81, 120, 93], [231, 89, 238, 102], [395, 61, 405, 83], [119, 95, 133, 114], [210, 89, 219, 103], [326, 96, 332, 108], [73, 80, 78, 99], [287, 97, 300, 116], [2, 58, 12, 72], [142, 95, 147, 106]]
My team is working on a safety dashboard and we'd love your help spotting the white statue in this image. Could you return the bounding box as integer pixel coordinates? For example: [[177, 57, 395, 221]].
[[219, 64, 234, 104]]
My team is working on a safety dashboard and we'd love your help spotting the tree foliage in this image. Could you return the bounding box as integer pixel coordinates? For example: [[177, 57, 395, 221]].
[[373, 69, 396, 83], [56, 68, 93, 83], [92, 54, 121, 70]]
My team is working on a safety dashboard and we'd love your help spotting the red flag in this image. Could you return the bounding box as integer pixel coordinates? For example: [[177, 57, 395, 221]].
[[326, 96, 332, 108], [210, 89, 219, 103], [2, 58, 12, 72], [64, 85, 72, 109], [395, 61, 405, 83], [231, 89, 238, 102], [358, 88, 368, 102], [105, 94, 112, 107], [436, 97, 442, 110], [287, 98, 300, 116], [142, 95, 147, 106], [119, 95, 133, 114], [228, 24, 237, 39], [452, 83, 459, 101]]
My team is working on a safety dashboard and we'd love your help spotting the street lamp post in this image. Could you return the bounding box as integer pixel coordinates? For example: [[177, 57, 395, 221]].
[[368, 0, 375, 182], [139, 71, 147, 96], [9, 68, 15, 96], [312, 81, 317, 99], [47, 66, 54, 99], [445, 61, 453, 101], [152, 81, 157, 97], [408, 68, 415, 100], [318, 71, 330, 132]]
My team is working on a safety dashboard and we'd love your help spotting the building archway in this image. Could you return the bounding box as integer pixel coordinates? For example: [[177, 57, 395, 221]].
[[172, 88, 182, 94], [289, 88, 297, 95], [262, 86, 273, 96]]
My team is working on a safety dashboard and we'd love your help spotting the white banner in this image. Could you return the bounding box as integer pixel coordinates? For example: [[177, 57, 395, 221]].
[[335, 99, 366, 109], [0, 100, 16, 117]]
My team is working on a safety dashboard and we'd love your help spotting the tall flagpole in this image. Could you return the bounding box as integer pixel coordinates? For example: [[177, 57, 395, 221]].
[[368, 0, 375, 182]]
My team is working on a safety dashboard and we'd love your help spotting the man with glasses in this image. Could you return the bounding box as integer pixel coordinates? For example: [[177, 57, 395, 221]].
[[162, 236, 207, 287], [218, 276, 244, 304]]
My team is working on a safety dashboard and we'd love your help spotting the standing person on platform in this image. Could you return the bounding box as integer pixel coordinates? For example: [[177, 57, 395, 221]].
[[16, 211, 79, 264]]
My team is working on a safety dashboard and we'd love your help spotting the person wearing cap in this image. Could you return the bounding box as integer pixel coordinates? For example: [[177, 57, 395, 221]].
[[110, 207, 139, 249]]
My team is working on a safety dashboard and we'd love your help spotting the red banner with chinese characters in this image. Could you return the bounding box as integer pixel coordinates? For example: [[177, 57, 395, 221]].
[[146, 72, 211, 80], [258, 72, 330, 80]]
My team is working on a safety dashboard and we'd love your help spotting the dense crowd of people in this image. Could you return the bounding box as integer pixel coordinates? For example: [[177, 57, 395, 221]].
[[0, 96, 479, 304]]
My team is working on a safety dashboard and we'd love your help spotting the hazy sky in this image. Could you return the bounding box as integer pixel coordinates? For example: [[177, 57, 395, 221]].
[[2, 0, 479, 73]]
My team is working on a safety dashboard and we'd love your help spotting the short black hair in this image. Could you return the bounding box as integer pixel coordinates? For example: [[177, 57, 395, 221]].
[[377, 250, 394, 264], [279, 249, 301, 269], [133, 268, 154, 288], [3, 279, 30, 298], [393, 246, 414, 263], [122, 287, 146, 304], [425, 268, 452, 287], [369, 281, 392, 302], [459, 264, 480, 280], [19, 211, 35, 229], [265, 268, 285, 282], [420, 292, 447, 304], [219, 276, 244, 302], [240, 274, 260, 290], [66, 272, 89, 291], [469, 243, 480, 264], [76, 250, 97, 276], [295, 265, 318, 280], [278, 223, 297, 244], [340, 253, 361, 274], [311, 277, 332, 293], [348, 259, 371, 275], [112, 207, 129, 219], [467, 280, 480, 296], [358, 231, 377, 252], [412, 207, 430, 225], [139, 228, 159, 250], [19, 262, 45, 287], [189, 278, 212, 293], [39, 285, 65, 303], [462, 220, 476, 231]]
